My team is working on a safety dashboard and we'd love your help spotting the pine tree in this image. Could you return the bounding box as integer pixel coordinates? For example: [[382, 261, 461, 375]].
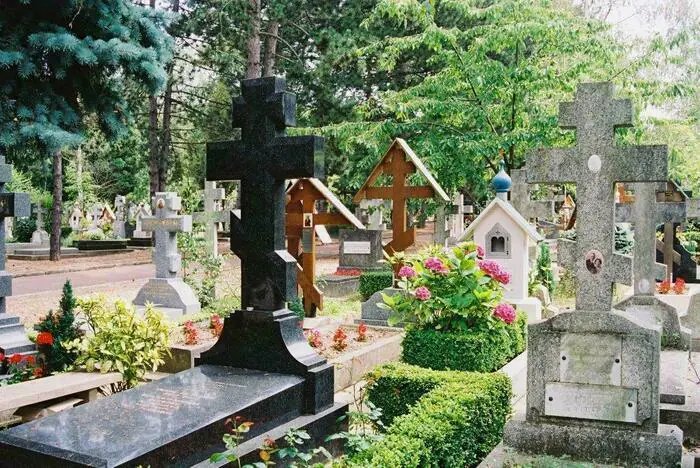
[[0, 1, 172, 260], [35, 280, 83, 373]]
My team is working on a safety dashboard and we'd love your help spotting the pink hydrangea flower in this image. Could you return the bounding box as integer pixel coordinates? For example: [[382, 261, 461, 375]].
[[493, 303, 516, 324], [398, 266, 417, 278], [414, 286, 431, 301], [479, 260, 511, 285], [424, 257, 445, 272], [477, 245, 485, 258]]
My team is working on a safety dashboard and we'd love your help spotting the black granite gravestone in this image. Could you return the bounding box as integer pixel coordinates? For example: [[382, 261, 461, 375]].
[[0, 78, 346, 467]]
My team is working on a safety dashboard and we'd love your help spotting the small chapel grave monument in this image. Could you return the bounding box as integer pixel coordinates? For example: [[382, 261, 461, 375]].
[[490, 82, 683, 467], [0, 77, 345, 466], [458, 163, 544, 321], [133, 192, 200, 318]]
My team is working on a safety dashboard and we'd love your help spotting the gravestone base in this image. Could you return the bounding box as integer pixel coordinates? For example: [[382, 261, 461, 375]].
[[128, 237, 153, 247], [0, 314, 36, 355], [615, 295, 691, 350], [508, 297, 542, 322], [357, 288, 404, 327], [133, 278, 201, 316], [502, 420, 682, 468]]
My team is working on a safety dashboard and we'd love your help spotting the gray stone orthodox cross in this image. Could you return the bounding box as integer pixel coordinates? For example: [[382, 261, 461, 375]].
[[510, 168, 555, 220], [615, 183, 686, 294], [527, 83, 667, 311], [206, 77, 324, 311], [193, 181, 226, 256], [141, 192, 192, 279]]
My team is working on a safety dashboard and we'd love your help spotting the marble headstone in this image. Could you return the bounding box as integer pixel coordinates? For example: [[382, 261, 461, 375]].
[[113, 195, 127, 239], [133, 192, 200, 318], [192, 181, 226, 256], [132, 202, 152, 238], [30, 204, 49, 245]]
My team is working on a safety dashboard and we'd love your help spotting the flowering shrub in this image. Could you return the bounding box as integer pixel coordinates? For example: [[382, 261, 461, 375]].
[[210, 315, 224, 337], [657, 280, 672, 294], [183, 321, 199, 345], [357, 322, 368, 342], [0, 353, 44, 385], [306, 329, 323, 348], [673, 278, 687, 295], [381, 242, 511, 332], [332, 327, 348, 351], [34, 280, 82, 374]]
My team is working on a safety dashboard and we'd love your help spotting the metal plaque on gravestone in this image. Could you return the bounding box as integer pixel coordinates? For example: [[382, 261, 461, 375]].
[[339, 228, 384, 270]]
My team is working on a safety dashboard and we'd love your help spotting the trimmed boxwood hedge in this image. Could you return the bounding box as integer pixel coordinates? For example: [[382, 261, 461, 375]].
[[352, 363, 512, 467], [401, 310, 527, 372], [358, 270, 393, 301]]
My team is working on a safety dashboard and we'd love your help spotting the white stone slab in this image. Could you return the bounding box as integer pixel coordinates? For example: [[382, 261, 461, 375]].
[[559, 333, 621, 386]]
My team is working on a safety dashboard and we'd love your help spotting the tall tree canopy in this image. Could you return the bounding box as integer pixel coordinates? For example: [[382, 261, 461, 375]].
[[0, 0, 172, 259]]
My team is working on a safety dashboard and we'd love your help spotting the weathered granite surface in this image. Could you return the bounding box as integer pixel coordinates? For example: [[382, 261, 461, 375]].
[[338, 228, 384, 270], [133, 192, 200, 316], [510, 168, 554, 221], [359, 288, 403, 327]]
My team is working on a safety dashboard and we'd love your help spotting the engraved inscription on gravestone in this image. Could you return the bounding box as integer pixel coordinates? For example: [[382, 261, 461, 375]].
[[343, 241, 372, 255]]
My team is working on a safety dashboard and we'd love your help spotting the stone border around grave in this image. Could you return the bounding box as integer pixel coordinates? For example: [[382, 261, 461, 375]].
[[75, 240, 128, 251], [317, 275, 360, 298], [159, 327, 404, 393]]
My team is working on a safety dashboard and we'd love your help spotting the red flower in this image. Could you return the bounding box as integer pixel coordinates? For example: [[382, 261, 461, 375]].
[[0, 353, 5, 362], [24, 355, 35, 365], [8, 354, 22, 365], [37, 331, 54, 346], [33, 368, 43, 378]]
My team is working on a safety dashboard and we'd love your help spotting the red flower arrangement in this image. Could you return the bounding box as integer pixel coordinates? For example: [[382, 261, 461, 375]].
[[36, 331, 54, 346], [673, 278, 687, 295], [332, 327, 348, 351], [357, 321, 368, 342], [210, 315, 224, 337], [657, 279, 672, 294], [306, 329, 323, 348], [183, 321, 199, 345]]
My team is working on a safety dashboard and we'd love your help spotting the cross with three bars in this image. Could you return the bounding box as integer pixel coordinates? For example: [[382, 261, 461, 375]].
[[206, 77, 324, 311], [527, 83, 668, 311]]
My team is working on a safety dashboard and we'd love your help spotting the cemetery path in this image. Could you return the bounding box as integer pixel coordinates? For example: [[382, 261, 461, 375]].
[[12, 263, 155, 296]]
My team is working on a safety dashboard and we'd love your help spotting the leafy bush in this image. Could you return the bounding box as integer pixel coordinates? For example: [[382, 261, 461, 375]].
[[533, 242, 556, 295], [359, 270, 393, 301], [401, 310, 526, 372], [78, 230, 106, 241], [65, 297, 171, 391], [561, 227, 634, 254], [34, 280, 83, 373], [13, 217, 36, 242], [381, 242, 511, 331], [354, 363, 512, 467], [179, 230, 228, 307]]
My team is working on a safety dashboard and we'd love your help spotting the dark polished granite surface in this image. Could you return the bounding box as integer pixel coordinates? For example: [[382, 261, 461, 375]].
[[0, 365, 304, 467]]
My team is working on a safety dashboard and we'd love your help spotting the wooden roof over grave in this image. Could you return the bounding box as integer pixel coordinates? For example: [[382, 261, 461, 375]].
[[352, 138, 449, 204], [459, 196, 543, 243], [287, 178, 364, 230]]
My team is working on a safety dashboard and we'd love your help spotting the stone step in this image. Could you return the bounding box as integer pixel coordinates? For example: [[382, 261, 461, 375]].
[[0, 316, 20, 327], [0, 337, 37, 356], [660, 350, 689, 405]]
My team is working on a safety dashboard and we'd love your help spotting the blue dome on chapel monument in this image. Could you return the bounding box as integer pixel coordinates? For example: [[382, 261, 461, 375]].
[[492, 160, 512, 193]]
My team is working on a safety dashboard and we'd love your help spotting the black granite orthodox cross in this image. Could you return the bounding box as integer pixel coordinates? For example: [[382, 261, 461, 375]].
[[527, 83, 667, 311], [206, 77, 324, 311]]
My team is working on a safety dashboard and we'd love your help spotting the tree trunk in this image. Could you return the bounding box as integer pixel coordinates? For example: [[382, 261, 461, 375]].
[[49, 150, 62, 262], [158, 0, 180, 192], [246, 0, 262, 79], [75, 146, 83, 205], [147, 0, 161, 198], [262, 20, 279, 77]]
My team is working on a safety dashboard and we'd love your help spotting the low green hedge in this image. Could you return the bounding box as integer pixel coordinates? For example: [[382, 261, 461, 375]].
[[353, 363, 512, 467], [401, 310, 527, 373], [359, 270, 393, 301]]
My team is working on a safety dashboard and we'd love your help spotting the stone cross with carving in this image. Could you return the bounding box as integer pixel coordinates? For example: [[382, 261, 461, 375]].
[[510, 168, 555, 221], [615, 183, 685, 291], [206, 77, 324, 311], [527, 83, 667, 311], [141, 192, 192, 279]]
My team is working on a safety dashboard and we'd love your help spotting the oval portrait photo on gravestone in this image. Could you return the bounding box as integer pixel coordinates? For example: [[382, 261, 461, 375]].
[[584, 249, 604, 275]]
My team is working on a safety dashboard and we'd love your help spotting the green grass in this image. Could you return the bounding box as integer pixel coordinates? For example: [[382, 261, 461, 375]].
[[320, 294, 362, 318]]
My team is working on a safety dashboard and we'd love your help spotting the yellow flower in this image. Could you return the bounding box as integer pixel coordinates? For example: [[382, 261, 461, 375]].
[[259, 450, 270, 462]]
